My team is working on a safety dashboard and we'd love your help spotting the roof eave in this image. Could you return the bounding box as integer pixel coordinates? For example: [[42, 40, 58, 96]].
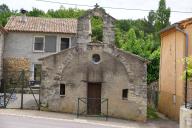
[[116, 48, 150, 64], [159, 24, 178, 34], [5, 30, 77, 34]]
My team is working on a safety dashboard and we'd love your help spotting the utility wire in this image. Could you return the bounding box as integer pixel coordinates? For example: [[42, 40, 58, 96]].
[[36, 0, 192, 14]]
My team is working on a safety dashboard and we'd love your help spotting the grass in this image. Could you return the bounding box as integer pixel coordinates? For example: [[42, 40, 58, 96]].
[[147, 106, 159, 119]]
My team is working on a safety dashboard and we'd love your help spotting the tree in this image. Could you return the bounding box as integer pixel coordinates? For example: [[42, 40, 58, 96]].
[[148, 48, 160, 83], [0, 4, 10, 13], [47, 8, 84, 18], [116, 27, 159, 83], [144, 10, 156, 34], [0, 4, 12, 26], [155, 0, 170, 32], [91, 16, 103, 42], [27, 8, 45, 17]]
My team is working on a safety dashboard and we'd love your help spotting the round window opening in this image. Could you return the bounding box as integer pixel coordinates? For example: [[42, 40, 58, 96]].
[[92, 54, 101, 64]]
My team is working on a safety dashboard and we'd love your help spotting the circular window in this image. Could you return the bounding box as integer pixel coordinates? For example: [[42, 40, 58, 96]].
[[92, 54, 101, 64]]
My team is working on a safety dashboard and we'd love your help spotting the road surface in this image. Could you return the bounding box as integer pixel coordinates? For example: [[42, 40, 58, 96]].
[[0, 114, 122, 128], [0, 109, 179, 128]]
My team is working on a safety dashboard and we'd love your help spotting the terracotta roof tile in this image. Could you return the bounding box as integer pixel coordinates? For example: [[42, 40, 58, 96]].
[[5, 16, 77, 34]]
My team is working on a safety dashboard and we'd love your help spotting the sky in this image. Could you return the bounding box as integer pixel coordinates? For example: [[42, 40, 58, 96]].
[[0, 0, 192, 23]]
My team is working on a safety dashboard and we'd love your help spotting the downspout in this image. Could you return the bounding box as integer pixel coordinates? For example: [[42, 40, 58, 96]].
[[175, 25, 189, 108]]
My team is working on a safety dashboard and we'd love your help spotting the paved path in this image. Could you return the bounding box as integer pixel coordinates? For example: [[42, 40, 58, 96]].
[[0, 109, 179, 128]]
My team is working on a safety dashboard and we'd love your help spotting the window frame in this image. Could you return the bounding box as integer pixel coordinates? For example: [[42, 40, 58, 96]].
[[33, 36, 45, 52], [60, 37, 71, 51]]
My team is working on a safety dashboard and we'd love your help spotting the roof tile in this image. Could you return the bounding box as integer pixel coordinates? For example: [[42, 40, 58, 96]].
[[5, 16, 77, 34]]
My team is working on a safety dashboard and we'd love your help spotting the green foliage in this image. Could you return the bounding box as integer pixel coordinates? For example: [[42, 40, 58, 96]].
[[144, 10, 156, 34], [0, 4, 12, 26], [0, 4, 10, 12], [91, 16, 103, 42], [27, 8, 45, 17], [155, 0, 171, 32], [115, 0, 170, 83], [147, 106, 159, 119], [46, 8, 85, 18], [116, 19, 146, 38], [148, 48, 160, 83], [183, 57, 192, 79], [116, 27, 160, 83]]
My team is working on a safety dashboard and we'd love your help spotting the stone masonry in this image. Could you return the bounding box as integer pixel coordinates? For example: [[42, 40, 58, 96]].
[[0, 31, 4, 79], [40, 6, 147, 121]]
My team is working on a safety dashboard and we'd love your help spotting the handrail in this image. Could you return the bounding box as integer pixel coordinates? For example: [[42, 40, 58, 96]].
[[77, 97, 109, 120]]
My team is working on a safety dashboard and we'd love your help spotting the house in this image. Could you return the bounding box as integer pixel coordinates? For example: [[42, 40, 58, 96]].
[[39, 7, 147, 121], [0, 6, 147, 121], [1, 15, 77, 81], [159, 17, 192, 120]]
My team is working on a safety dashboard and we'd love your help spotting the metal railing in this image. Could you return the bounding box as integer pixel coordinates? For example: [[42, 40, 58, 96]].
[[77, 98, 108, 120], [0, 70, 41, 109]]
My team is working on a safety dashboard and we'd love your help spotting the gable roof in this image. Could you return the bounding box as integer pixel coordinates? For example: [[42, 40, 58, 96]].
[[160, 17, 192, 34], [177, 17, 192, 24], [5, 16, 77, 34]]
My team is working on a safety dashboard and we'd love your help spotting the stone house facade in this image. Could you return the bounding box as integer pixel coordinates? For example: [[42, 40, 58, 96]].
[[1, 16, 77, 80], [39, 7, 147, 121], [0, 6, 147, 121]]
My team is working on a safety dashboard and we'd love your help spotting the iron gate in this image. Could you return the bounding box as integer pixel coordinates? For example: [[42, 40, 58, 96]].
[[77, 98, 108, 120], [0, 70, 40, 110]]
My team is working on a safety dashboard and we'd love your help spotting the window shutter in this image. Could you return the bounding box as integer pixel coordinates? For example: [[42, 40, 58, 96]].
[[45, 36, 57, 52]]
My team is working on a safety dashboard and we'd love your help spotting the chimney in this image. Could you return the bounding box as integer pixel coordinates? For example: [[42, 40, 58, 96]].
[[20, 8, 27, 22]]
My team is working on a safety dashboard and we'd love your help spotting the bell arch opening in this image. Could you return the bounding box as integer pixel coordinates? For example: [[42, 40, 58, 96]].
[[91, 16, 103, 42]]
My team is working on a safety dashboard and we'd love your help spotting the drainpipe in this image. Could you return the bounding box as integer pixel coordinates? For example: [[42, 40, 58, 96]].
[[175, 25, 189, 108]]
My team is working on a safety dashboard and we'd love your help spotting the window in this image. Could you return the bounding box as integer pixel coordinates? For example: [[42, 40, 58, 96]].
[[92, 54, 101, 64], [60, 38, 70, 51], [34, 37, 44, 51], [34, 64, 42, 82], [122, 89, 128, 99], [45, 36, 57, 52], [30, 64, 42, 85], [60, 84, 65, 96]]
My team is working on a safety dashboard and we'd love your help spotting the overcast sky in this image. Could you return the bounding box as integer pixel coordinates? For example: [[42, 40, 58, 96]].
[[0, 0, 192, 23]]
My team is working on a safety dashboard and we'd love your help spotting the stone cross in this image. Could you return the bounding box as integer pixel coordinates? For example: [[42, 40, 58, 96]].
[[94, 3, 99, 8]]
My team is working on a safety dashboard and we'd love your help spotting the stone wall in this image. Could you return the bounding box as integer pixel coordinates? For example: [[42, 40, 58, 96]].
[[0, 32, 4, 79], [77, 7, 116, 51], [180, 106, 192, 128], [40, 44, 147, 121]]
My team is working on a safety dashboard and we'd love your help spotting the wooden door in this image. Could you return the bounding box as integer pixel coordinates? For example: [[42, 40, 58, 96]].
[[87, 83, 101, 115]]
